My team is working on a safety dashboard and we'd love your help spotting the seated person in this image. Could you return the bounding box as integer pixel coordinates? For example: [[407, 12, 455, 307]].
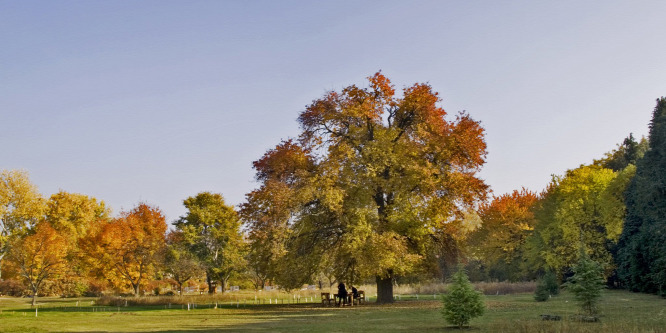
[[351, 286, 359, 299]]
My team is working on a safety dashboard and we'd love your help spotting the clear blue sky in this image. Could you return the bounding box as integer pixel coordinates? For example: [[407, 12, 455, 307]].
[[2, 1, 665, 222]]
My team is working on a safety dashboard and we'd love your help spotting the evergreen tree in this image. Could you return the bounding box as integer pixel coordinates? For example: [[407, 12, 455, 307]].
[[566, 252, 605, 316], [617, 97, 666, 295], [534, 270, 559, 301], [595, 133, 648, 171], [441, 267, 485, 329]]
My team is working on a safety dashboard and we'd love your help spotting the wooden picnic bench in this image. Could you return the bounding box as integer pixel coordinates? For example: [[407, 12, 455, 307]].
[[334, 293, 352, 306], [321, 292, 334, 306], [354, 290, 365, 305]]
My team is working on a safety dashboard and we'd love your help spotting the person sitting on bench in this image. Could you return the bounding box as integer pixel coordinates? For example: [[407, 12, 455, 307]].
[[351, 286, 360, 304]]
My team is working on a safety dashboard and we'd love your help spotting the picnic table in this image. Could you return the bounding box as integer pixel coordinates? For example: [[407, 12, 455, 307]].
[[333, 290, 365, 306]]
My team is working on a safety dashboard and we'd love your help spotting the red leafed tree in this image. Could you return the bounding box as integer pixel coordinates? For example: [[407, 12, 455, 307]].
[[241, 140, 314, 289], [468, 188, 539, 281]]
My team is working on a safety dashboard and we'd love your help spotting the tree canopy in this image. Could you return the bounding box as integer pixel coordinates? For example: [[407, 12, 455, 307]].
[[245, 72, 488, 302], [86, 203, 167, 295], [468, 188, 538, 281], [175, 192, 245, 293], [525, 164, 632, 278], [0, 170, 45, 280], [5, 222, 68, 305]]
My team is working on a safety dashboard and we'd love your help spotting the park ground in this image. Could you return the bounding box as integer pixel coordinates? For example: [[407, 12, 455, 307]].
[[0, 289, 664, 332]]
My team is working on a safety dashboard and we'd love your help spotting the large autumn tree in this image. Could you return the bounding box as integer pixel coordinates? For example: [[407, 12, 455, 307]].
[[246, 73, 488, 302], [86, 203, 167, 295], [0, 170, 45, 280], [45, 191, 110, 292], [175, 192, 245, 293]]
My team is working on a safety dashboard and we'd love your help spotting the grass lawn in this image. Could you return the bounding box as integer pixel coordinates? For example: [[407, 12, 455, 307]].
[[0, 290, 664, 332]]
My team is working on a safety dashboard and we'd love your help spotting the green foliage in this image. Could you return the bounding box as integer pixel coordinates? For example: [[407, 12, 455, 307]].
[[533, 283, 550, 302], [617, 98, 666, 296], [544, 270, 560, 295], [566, 253, 605, 316], [163, 231, 204, 294], [175, 192, 246, 292], [441, 267, 485, 328], [534, 270, 559, 302], [525, 164, 630, 278], [595, 133, 648, 171]]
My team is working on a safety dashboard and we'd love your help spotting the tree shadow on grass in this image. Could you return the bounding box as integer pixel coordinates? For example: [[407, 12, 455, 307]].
[[441, 326, 482, 331]]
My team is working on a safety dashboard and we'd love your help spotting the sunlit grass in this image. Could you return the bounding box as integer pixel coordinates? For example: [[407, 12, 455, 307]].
[[0, 289, 664, 332]]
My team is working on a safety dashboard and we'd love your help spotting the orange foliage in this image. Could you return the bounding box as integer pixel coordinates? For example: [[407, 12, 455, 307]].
[[6, 222, 68, 303], [85, 203, 167, 295], [471, 188, 539, 267]]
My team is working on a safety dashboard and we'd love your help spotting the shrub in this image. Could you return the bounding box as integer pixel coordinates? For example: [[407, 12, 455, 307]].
[[84, 280, 106, 297], [441, 267, 485, 329], [534, 283, 550, 302], [0, 279, 25, 296], [534, 271, 559, 301]]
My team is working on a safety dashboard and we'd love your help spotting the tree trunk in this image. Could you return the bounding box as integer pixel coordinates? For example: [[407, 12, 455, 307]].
[[178, 282, 183, 296], [206, 273, 216, 294], [32, 290, 37, 306], [376, 273, 394, 304], [133, 283, 140, 296], [0, 253, 4, 280], [219, 278, 226, 293]]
